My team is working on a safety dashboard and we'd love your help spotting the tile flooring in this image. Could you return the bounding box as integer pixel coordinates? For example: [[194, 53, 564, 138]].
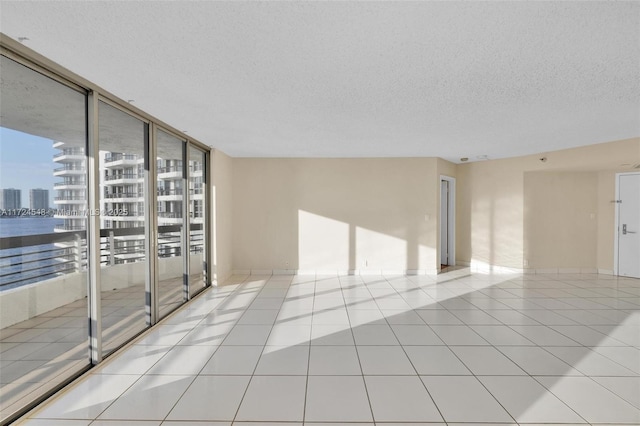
[[1, 279, 185, 420], [16, 269, 640, 425]]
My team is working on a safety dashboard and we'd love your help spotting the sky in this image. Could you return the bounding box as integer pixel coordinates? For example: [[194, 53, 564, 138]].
[[0, 127, 56, 208]]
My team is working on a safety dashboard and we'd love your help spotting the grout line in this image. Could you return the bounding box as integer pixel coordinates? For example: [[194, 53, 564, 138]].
[[13, 270, 640, 425]]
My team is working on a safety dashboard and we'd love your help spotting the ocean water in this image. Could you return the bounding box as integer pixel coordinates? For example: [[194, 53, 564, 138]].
[[0, 217, 63, 237], [0, 217, 75, 290]]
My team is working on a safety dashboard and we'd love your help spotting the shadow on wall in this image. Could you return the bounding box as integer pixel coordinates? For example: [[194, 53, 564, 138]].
[[297, 210, 431, 273], [232, 158, 442, 274]]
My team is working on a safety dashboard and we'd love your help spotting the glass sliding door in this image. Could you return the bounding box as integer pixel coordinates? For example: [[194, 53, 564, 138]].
[[188, 145, 207, 297], [0, 55, 89, 423], [97, 101, 148, 355], [156, 129, 186, 317]]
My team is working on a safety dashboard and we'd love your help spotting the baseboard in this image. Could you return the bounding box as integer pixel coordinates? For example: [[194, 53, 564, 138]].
[[524, 267, 606, 275], [229, 268, 439, 276], [232, 265, 613, 277], [466, 260, 523, 274], [459, 259, 607, 275]]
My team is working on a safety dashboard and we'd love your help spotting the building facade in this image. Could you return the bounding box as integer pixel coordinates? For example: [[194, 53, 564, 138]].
[[0, 188, 22, 210], [29, 188, 49, 210]]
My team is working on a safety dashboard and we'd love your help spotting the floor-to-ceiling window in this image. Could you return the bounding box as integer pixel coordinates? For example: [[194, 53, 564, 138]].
[[188, 146, 207, 297], [0, 45, 211, 424], [98, 101, 149, 355], [0, 55, 90, 421], [157, 129, 186, 318]]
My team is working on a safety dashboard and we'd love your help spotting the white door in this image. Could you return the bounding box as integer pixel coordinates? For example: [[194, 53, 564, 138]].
[[617, 173, 640, 278], [440, 180, 449, 265]]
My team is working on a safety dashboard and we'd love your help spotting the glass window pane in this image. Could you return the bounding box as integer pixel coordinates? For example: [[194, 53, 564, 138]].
[[98, 101, 148, 355], [157, 130, 186, 317], [0, 55, 89, 423], [188, 146, 206, 296]]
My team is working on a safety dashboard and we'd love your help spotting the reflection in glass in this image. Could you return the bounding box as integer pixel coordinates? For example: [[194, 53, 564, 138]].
[[0, 55, 89, 423], [188, 146, 206, 296], [157, 130, 186, 317], [98, 101, 148, 355]]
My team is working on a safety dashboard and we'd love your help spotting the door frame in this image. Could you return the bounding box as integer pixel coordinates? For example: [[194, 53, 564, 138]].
[[440, 175, 456, 268], [613, 171, 640, 276]]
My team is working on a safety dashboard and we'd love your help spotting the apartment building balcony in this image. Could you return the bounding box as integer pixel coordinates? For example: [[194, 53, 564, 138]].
[[103, 173, 142, 184], [157, 165, 182, 179], [53, 150, 85, 161], [54, 181, 86, 190], [53, 165, 86, 177], [0, 225, 190, 419], [104, 192, 143, 202], [53, 198, 86, 206], [157, 188, 183, 201], [103, 154, 140, 168]]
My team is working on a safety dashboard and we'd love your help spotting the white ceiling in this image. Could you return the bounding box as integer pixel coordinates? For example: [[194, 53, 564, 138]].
[[1, 1, 639, 162]]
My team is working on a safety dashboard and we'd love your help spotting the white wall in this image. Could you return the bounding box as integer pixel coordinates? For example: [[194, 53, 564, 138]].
[[212, 149, 234, 283], [524, 171, 598, 270], [232, 158, 443, 274], [457, 137, 640, 271]]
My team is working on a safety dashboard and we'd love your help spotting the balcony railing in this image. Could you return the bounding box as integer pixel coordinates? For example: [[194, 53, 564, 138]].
[[0, 224, 203, 289], [53, 149, 84, 159], [105, 192, 142, 199], [54, 224, 86, 231], [104, 173, 141, 181], [54, 165, 85, 172], [104, 154, 138, 163], [55, 196, 86, 201], [158, 211, 182, 218], [158, 165, 182, 174], [54, 181, 85, 187], [158, 188, 183, 196], [0, 231, 86, 289]]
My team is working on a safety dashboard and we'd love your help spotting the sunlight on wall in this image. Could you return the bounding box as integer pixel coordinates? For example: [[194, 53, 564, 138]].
[[419, 244, 437, 272], [355, 226, 407, 272], [470, 192, 523, 270], [298, 210, 349, 272], [298, 210, 418, 273]]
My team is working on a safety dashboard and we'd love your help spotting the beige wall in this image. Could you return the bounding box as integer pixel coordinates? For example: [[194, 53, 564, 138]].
[[212, 149, 234, 283], [597, 171, 618, 272], [232, 158, 442, 273], [456, 158, 525, 269], [457, 137, 640, 271], [211, 138, 637, 276], [524, 171, 598, 270]]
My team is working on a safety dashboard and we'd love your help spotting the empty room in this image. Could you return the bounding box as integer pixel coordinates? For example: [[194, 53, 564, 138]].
[[0, 1, 639, 425]]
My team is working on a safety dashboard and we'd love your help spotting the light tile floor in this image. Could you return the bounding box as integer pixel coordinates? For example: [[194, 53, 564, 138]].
[[16, 268, 640, 425], [1, 278, 185, 421]]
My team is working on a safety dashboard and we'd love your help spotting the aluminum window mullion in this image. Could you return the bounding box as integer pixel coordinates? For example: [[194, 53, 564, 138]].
[[0, 48, 85, 94], [182, 141, 190, 301], [145, 123, 159, 325], [97, 96, 150, 125], [87, 91, 102, 365], [204, 150, 211, 287]]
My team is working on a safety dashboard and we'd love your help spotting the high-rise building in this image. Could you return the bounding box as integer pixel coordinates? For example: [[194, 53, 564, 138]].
[[0, 188, 22, 210], [29, 189, 49, 210], [52, 141, 86, 231]]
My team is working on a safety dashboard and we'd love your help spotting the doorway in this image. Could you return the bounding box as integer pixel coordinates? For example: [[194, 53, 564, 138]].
[[440, 176, 456, 270], [615, 172, 640, 278]]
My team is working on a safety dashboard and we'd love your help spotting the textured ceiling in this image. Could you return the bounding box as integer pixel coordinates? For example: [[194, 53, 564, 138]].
[[1, 1, 639, 162]]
